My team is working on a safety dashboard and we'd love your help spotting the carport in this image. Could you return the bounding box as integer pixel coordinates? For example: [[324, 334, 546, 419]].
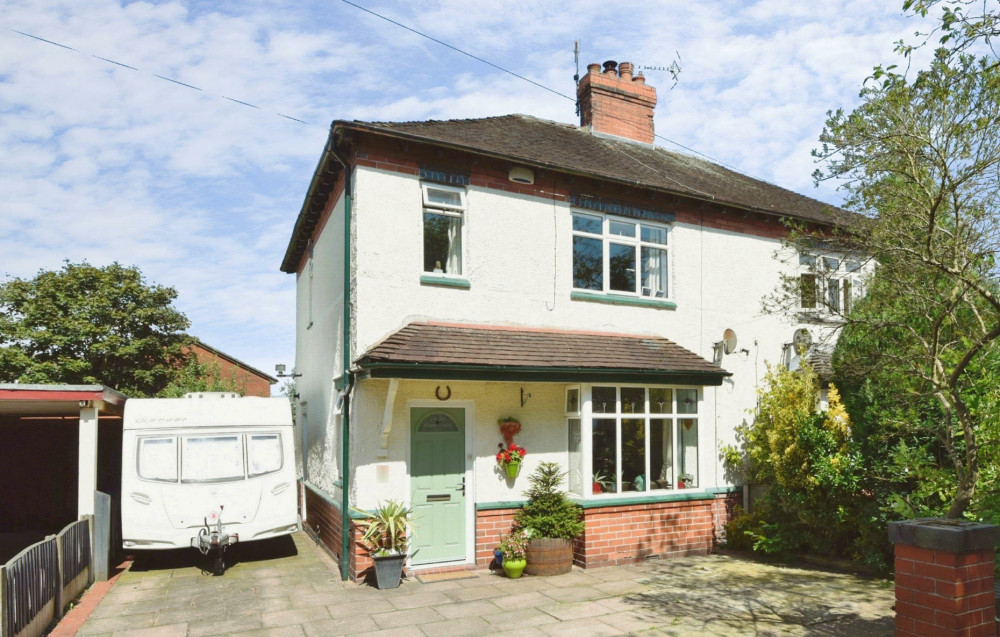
[[0, 384, 126, 563]]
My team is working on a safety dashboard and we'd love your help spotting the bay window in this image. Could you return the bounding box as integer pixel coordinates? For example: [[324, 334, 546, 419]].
[[572, 213, 669, 298], [567, 384, 701, 496]]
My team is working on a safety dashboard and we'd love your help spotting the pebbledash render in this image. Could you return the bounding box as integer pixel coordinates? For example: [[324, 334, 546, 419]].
[[280, 60, 858, 581]]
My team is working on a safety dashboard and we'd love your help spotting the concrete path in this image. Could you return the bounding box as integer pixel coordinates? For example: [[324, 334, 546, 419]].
[[73, 532, 894, 636]]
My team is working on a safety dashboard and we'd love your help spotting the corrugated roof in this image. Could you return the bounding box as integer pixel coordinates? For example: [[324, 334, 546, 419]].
[[357, 322, 728, 384]]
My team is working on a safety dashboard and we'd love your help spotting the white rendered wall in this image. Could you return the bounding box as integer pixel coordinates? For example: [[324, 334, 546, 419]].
[[349, 166, 812, 481], [295, 189, 346, 492]]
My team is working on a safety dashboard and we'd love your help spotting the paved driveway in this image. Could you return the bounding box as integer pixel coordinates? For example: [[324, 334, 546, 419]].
[[74, 532, 894, 636]]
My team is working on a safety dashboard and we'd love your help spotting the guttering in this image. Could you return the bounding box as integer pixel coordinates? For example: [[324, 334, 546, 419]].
[[329, 142, 354, 581], [357, 362, 730, 386]]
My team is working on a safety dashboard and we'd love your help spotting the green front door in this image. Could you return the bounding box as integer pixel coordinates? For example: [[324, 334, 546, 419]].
[[410, 407, 466, 565]]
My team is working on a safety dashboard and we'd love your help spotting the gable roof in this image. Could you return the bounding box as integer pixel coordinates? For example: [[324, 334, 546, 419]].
[[282, 114, 854, 273], [357, 322, 729, 385]]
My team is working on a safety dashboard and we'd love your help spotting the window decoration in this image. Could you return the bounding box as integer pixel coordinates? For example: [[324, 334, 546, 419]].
[[572, 212, 669, 298], [422, 183, 465, 275]]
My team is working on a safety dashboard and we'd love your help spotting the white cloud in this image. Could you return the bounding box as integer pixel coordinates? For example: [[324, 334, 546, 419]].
[[0, 0, 939, 377]]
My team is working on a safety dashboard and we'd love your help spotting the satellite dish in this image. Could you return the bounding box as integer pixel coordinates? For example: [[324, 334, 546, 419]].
[[722, 329, 737, 355], [792, 328, 813, 352]]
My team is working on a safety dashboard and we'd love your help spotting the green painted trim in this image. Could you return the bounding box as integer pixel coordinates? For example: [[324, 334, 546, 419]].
[[573, 490, 718, 508], [302, 480, 341, 511], [360, 362, 726, 386], [420, 275, 471, 289], [706, 486, 741, 495], [571, 290, 677, 310], [477, 501, 526, 511], [340, 161, 353, 582]]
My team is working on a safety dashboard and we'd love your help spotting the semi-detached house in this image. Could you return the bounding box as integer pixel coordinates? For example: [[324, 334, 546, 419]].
[[280, 60, 857, 581]]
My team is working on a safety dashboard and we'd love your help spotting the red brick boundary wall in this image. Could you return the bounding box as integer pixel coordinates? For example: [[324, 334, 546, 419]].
[[889, 518, 999, 637]]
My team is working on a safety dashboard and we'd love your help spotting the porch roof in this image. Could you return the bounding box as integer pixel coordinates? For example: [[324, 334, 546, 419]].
[[356, 322, 730, 385], [0, 383, 127, 416]]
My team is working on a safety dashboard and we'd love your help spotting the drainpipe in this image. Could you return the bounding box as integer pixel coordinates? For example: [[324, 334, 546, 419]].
[[330, 136, 354, 581]]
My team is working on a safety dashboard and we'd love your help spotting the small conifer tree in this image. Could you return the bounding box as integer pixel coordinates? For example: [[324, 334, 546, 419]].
[[515, 462, 584, 539]]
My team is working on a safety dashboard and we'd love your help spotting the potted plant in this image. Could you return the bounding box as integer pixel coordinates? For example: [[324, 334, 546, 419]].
[[591, 470, 614, 494], [496, 442, 527, 478], [678, 473, 694, 489], [497, 528, 529, 578], [354, 500, 412, 589], [516, 462, 585, 576]]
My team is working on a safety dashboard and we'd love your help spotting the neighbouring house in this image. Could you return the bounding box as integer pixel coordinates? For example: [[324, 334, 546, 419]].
[[281, 60, 860, 581], [187, 340, 279, 397]]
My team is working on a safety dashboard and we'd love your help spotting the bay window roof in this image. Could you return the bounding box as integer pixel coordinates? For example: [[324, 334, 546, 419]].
[[356, 322, 729, 386]]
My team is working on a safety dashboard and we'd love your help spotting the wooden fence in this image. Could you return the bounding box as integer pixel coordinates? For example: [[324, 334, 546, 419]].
[[0, 519, 92, 637]]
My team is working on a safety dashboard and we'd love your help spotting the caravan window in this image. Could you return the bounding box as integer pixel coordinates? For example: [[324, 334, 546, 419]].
[[182, 435, 244, 483], [137, 437, 177, 482], [248, 434, 283, 477]]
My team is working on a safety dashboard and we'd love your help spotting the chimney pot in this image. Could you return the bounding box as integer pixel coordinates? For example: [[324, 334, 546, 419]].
[[619, 62, 634, 80], [632, 73, 646, 84], [602, 60, 618, 74], [587, 63, 601, 73]]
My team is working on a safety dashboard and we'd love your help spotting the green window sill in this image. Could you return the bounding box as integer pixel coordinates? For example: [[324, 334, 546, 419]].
[[571, 290, 676, 310], [420, 274, 471, 289]]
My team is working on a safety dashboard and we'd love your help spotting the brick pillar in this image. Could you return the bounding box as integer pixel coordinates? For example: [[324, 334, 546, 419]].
[[889, 518, 999, 637]]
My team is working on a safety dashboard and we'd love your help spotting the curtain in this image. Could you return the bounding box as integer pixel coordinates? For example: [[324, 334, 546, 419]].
[[446, 216, 462, 274]]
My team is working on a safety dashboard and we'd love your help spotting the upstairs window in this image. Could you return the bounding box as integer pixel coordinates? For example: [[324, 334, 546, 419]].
[[422, 184, 465, 275], [799, 253, 864, 313], [572, 213, 669, 298]]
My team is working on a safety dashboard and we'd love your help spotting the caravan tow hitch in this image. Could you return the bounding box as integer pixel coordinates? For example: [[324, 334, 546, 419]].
[[196, 505, 239, 575]]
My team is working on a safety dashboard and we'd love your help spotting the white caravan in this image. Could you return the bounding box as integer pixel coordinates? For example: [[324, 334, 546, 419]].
[[121, 393, 299, 572]]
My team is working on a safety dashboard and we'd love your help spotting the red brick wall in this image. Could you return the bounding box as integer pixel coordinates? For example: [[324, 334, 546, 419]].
[[302, 482, 373, 581], [188, 344, 273, 397], [474, 493, 739, 570], [893, 543, 997, 637], [577, 61, 657, 144]]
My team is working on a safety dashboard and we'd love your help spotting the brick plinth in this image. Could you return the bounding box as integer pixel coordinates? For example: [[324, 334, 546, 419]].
[[302, 482, 374, 582], [889, 518, 1000, 637]]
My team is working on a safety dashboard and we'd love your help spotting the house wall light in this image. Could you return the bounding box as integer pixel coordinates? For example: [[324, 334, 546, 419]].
[[275, 363, 301, 378]]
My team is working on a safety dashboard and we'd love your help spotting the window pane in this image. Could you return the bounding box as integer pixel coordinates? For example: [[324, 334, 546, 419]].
[[423, 212, 462, 274], [568, 419, 582, 496], [800, 274, 817, 309], [249, 434, 282, 477], [138, 437, 177, 482], [609, 243, 636, 293], [843, 279, 853, 314], [573, 236, 603, 290], [641, 225, 667, 245], [649, 388, 673, 414], [827, 277, 840, 311], [622, 418, 646, 492], [572, 213, 602, 234], [425, 187, 462, 207], [621, 387, 644, 414], [182, 435, 244, 482], [641, 246, 668, 297], [650, 419, 673, 489], [566, 387, 580, 414], [592, 386, 616, 413], [677, 389, 698, 414], [609, 220, 636, 237], [678, 419, 698, 488], [592, 419, 617, 494], [799, 253, 816, 267], [845, 259, 861, 273], [823, 257, 840, 271]]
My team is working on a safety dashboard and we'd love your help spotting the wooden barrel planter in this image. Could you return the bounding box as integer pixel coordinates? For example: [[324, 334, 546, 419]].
[[524, 537, 573, 576]]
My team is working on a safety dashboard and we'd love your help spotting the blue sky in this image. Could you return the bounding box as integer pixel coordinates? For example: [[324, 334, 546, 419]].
[[0, 1, 931, 386]]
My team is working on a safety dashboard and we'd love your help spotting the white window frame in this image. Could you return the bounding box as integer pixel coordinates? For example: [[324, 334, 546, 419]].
[[573, 383, 700, 499], [571, 212, 671, 299], [799, 252, 864, 313], [421, 183, 467, 276]]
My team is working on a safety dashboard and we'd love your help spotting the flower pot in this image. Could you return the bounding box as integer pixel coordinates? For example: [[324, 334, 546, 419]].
[[372, 553, 405, 589], [524, 537, 573, 576], [502, 557, 526, 579], [493, 548, 503, 567], [592, 481, 602, 494], [505, 461, 520, 478]]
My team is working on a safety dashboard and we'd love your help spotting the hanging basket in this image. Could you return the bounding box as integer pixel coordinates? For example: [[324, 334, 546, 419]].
[[505, 461, 521, 478]]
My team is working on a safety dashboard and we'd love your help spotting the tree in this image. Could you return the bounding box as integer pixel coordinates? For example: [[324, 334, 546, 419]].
[[0, 261, 191, 396], [157, 355, 246, 397], [810, 51, 1000, 518], [901, 0, 1000, 62]]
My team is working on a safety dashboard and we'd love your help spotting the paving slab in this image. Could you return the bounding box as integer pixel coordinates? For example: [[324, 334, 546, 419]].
[[63, 531, 894, 636]]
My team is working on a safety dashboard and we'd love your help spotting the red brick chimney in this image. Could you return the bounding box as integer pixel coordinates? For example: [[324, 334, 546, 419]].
[[577, 60, 658, 144]]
